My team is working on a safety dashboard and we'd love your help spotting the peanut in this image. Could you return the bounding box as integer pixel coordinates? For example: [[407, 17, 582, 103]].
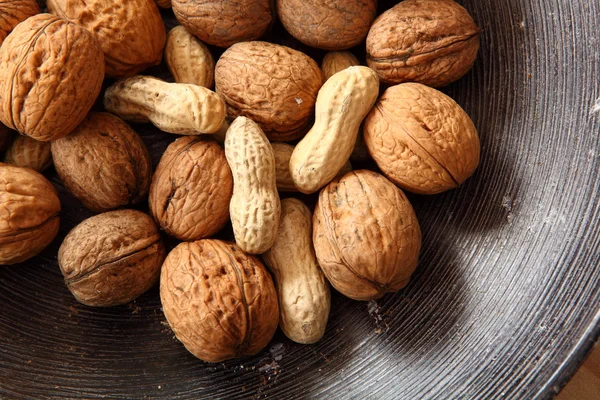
[[165, 26, 215, 88], [225, 117, 281, 254], [4, 135, 52, 172], [290, 66, 379, 194], [263, 198, 330, 344], [104, 75, 226, 135]]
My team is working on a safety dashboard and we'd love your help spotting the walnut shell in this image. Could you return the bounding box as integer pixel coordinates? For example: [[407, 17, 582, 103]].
[[58, 210, 166, 307], [277, 0, 376, 50], [321, 51, 360, 80], [149, 137, 232, 241], [0, 163, 60, 265], [0, 0, 40, 45], [0, 124, 13, 154], [173, 0, 273, 48], [363, 83, 480, 194], [4, 135, 52, 172], [51, 112, 152, 212], [0, 14, 105, 141], [366, 0, 480, 87], [160, 239, 279, 362], [313, 170, 421, 301], [215, 41, 323, 141], [47, 0, 166, 78]]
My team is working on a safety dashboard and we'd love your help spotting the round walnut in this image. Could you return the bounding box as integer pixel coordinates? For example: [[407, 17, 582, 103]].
[[172, 0, 273, 48], [0, 14, 104, 141], [321, 51, 360, 80], [215, 41, 323, 141], [149, 137, 232, 241], [277, 0, 377, 50], [160, 239, 279, 362], [47, 0, 166, 78], [366, 0, 481, 87], [0, 163, 60, 265], [364, 83, 480, 195], [58, 210, 166, 307], [313, 170, 421, 301], [51, 112, 152, 212], [0, 0, 40, 45], [5, 135, 52, 172]]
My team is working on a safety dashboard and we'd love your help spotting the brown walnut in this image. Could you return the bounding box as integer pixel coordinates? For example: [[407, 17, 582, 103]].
[[366, 0, 480, 87], [47, 0, 166, 78], [313, 170, 421, 301], [149, 137, 232, 241], [58, 210, 165, 307], [160, 239, 279, 362], [0, 163, 60, 265], [0, 14, 105, 141], [0, 0, 40, 45], [277, 0, 377, 50], [173, 0, 273, 48], [51, 112, 152, 212], [4, 135, 52, 172], [215, 41, 323, 141]]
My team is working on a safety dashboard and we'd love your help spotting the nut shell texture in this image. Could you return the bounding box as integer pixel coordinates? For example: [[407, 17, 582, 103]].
[[313, 170, 421, 301], [173, 0, 273, 48], [321, 51, 360, 80], [215, 41, 323, 141], [5, 135, 52, 172], [277, 0, 376, 50], [58, 210, 165, 307], [0, 0, 40, 45], [47, 0, 166, 78], [364, 83, 480, 194], [149, 137, 233, 241], [160, 239, 279, 362], [0, 14, 105, 141], [0, 163, 60, 265], [366, 0, 480, 87], [166, 26, 215, 88]]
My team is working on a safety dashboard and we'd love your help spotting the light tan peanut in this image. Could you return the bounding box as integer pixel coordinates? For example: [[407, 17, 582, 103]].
[[4, 135, 52, 172], [166, 26, 215, 88], [104, 75, 226, 135], [225, 117, 281, 254], [263, 198, 330, 344], [154, 0, 171, 8], [322, 51, 360, 80], [290, 66, 379, 194]]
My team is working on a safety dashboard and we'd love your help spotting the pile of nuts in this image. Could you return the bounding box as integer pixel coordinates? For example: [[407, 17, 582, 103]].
[[0, 0, 481, 362]]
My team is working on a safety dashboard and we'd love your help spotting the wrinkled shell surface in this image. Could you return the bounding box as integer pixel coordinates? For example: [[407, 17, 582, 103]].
[[215, 41, 323, 142], [5, 135, 52, 172], [0, 163, 60, 265], [104, 75, 226, 135], [366, 0, 480, 87], [321, 51, 360, 80], [277, 0, 376, 50], [364, 83, 480, 194], [51, 112, 152, 212], [58, 210, 165, 307], [160, 239, 279, 362], [0, 14, 104, 141], [0, 124, 13, 153], [263, 198, 330, 344], [166, 26, 215, 88], [47, 0, 166, 78], [313, 170, 421, 301], [173, 0, 273, 48], [0, 0, 40, 45], [149, 137, 232, 241]]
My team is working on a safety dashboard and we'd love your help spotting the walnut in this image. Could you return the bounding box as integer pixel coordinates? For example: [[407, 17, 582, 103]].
[[58, 210, 166, 307], [160, 239, 279, 362], [0, 0, 40, 46], [277, 0, 377, 50], [0, 163, 60, 265], [0, 14, 105, 141], [215, 41, 323, 141], [366, 0, 480, 87], [172, 0, 273, 48], [51, 112, 152, 212], [47, 0, 166, 78], [313, 170, 421, 301], [149, 136, 232, 241], [4, 135, 52, 172]]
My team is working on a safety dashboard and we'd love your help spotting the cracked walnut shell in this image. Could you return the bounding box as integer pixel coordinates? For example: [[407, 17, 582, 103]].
[[0, 0, 40, 46], [160, 239, 279, 362], [58, 209, 166, 307], [0, 163, 60, 265]]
